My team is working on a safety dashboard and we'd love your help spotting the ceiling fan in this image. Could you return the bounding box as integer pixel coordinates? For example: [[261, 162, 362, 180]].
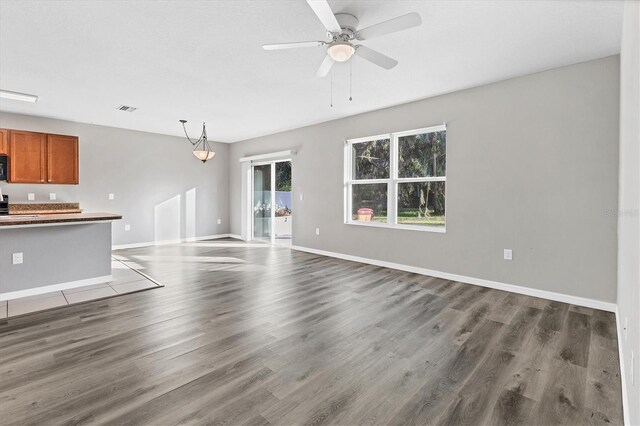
[[263, 0, 421, 77]]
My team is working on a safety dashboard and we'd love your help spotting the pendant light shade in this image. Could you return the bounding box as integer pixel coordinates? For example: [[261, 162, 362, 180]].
[[193, 149, 216, 162], [180, 120, 216, 163]]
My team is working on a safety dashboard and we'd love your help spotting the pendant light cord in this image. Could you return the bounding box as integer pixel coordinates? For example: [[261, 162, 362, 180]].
[[181, 121, 206, 146]]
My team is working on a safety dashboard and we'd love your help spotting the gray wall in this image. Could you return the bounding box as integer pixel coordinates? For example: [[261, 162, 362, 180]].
[[0, 113, 229, 246], [617, 1, 640, 423], [230, 56, 620, 303]]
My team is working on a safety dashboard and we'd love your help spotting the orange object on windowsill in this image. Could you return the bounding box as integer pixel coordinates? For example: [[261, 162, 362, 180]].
[[356, 208, 374, 221]]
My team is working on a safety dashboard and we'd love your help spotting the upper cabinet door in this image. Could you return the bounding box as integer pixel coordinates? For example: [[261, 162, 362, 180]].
[[9, 130, 46, 183], [47, 134, 78, 184], [0, 129, 8, 155]]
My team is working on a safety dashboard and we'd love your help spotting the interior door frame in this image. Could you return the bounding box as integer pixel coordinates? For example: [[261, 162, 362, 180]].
[[250, 158, 291, 244]]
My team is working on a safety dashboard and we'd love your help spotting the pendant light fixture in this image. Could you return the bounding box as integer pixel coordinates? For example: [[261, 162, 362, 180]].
[[179, 120, 216, 163]]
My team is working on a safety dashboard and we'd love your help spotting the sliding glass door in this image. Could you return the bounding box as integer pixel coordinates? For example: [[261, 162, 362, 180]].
[[251, 160, 292, 244]]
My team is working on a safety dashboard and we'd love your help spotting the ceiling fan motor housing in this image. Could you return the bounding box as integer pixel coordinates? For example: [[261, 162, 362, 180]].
[[331, 13, 359, 39]]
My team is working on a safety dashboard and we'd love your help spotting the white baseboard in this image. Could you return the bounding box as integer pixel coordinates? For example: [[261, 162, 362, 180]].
[[112, 241, 156, 250], [291, 245, 617, 312], [154, 238, 182, 246], [228, 234, 243, 240], [112, 234, 233, 250], [616, 308, 631, 426], [0, 275, 113, 301]]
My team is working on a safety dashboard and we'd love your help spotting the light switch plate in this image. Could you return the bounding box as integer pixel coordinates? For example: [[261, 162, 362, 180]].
[[315, 228, 320, 236], [217, 219, 222, 225], [300, 194, 304, 201], [27, 193, 35, 201], [504, 249, 513, 260], [12, 252, 23, 265], [49, 193, 56, 201], [108, 193, 115, 200], [124, 224, 131, 231]]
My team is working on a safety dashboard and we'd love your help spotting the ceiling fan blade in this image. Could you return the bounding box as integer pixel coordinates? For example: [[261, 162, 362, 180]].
[[354, 45, 398, 70], [316, 55, 334, 77], [356, 12, 422, 40], [263, 41, 325, 50], [306, 0, 342, 33]]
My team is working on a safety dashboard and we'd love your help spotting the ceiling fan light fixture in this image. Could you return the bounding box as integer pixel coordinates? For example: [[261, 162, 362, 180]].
[[327, 41, 355, 62]]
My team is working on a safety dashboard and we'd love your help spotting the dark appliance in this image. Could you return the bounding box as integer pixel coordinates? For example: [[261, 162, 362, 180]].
[[0, 155, 7, 181], [0, 195, 7, 216]]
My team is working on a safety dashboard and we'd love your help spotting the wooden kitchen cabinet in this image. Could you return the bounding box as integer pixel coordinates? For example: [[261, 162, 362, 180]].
[[9, 130, 46, 183], [0, 129, 8, 155], [6, 129, 79, 184], [46, 134, 78, 184]]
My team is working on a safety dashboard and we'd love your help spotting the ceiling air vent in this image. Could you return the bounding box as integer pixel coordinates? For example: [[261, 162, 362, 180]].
[[116, 105, 137, 112]]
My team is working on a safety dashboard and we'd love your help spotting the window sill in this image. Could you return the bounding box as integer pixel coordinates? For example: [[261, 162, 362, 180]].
[[345, 221, 446, 233]]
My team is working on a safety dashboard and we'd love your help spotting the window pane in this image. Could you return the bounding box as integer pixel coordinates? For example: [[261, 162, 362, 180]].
[[352, 139, 390, 180], [397, 182, 445, 227], [398, 131, 446, 178], [352, 183, 388, 223]]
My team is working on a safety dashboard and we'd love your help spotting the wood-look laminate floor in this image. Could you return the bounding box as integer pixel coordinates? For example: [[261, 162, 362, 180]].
[[0, 239, 623, 425]]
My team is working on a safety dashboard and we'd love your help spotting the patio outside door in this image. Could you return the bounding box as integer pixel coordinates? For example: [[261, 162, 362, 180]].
[[251, 160, 292, 244]]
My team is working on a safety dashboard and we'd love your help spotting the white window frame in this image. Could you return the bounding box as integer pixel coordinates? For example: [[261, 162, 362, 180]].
[[344, 124, 447, 233]]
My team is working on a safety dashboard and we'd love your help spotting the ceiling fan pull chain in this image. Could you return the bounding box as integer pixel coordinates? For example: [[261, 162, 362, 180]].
[[349, 60, 353, 101], [330, 69, 333, 107]]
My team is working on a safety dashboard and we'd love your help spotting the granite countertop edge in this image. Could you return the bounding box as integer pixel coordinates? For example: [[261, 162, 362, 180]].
[[0, 213, 122, 227]]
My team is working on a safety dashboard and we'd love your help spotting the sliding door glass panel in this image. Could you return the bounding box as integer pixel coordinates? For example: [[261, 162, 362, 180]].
[[253, 164, 272, 240], [274, 161, 292, 240]]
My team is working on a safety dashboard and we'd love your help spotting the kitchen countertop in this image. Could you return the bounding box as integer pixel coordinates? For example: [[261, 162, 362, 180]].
[[0, 212, 122, 227]]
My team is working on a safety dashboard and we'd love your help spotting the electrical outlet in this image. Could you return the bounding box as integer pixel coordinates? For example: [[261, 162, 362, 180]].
[[27, 193, 35, 201], [49, 193, 56, 201], [217, 219, 221, 225], [108, 193, 115, 200], [504, 249, 513, 260], [315, 228, 320, 236], [12, 252, 23, 265], [300, 194, 304, 201], [124, 224, 131, 231]]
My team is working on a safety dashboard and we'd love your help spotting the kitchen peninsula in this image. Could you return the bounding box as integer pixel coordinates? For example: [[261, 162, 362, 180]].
[[0, 211, 121, 300]]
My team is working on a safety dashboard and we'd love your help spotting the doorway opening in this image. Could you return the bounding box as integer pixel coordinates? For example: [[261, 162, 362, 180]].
[[252, 159, 292, 246]]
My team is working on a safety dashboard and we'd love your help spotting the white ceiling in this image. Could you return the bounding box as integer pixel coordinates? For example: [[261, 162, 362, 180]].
[[0, 0, 624, 143]]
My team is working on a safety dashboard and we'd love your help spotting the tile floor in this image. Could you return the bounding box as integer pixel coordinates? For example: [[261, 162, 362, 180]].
[[1, 258, 162, 318]]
